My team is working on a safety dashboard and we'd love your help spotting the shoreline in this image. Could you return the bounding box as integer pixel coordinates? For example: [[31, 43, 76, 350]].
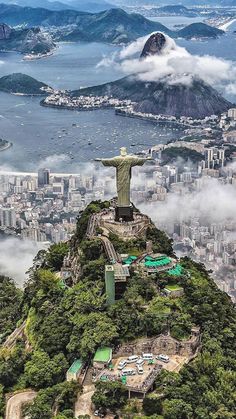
[[40, 99, 207, 129], [23, 48, 56, 61], [40, 99, 114, 112]]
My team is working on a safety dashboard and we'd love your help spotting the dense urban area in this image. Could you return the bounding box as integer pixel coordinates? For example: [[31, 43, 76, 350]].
[[1, 108, 236, 304]]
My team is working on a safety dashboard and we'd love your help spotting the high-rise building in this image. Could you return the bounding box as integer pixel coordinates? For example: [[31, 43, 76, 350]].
[[204, 148, 214, 169], [38, 168, 50, 187], [228, 108, 236, 120], [0, 207, 16, 228]]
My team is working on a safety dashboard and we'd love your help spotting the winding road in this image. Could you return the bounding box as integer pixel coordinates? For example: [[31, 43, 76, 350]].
[[5, 390, 37, 419]]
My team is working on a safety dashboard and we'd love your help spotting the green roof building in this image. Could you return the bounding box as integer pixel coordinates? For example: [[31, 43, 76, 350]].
[[66, 359, 83, 381], [93, 347, 112, 369], [164, 284, 184, 298]]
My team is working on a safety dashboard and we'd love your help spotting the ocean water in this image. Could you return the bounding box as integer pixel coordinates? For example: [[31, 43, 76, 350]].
[[0, 30, 236, 171], [149, 16, 205, 29]]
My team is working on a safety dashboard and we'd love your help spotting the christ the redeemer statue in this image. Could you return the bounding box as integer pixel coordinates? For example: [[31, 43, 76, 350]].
[[95, 147, 150, 221]]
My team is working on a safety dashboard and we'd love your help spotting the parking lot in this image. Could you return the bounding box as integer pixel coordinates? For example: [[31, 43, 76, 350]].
[[112, 357, 157, 388], [109, 354, 188, 388]]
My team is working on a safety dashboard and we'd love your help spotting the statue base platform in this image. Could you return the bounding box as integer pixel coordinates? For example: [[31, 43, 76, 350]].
[[115, 206, 133, 222]]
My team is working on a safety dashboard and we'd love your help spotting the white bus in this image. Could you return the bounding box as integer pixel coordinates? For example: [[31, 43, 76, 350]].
[[142, 353, 153, 360], [136, 358, 144, 366], [137, 364, 144, 374], [157, 354, 170, 363], [118, 360, 127, 370], [127, 355, 139, 363], [121, 368, 136, 376]]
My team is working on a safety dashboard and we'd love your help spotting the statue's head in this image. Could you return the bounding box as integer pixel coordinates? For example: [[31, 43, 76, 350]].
[[120, 147, 127, 157]]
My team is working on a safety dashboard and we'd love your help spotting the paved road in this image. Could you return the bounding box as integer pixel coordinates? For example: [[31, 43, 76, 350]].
[[74, 385, 95, 418], [5, 390, 37, 419]]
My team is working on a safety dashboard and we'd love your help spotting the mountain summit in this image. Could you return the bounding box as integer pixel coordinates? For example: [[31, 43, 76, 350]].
[[72, 32, 232, 119], [140, 32, 167, 58]]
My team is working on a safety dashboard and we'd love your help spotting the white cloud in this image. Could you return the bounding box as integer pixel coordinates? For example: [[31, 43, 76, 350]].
[[97, 32, 236, 92], [37, 153, 71, 171], [138, 177, 236, 227], [0, 237, 46, 287]]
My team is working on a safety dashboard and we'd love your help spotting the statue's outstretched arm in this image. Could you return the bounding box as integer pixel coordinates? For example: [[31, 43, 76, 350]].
[[95, 158, 117, 167], [131, 157, 152, 167]]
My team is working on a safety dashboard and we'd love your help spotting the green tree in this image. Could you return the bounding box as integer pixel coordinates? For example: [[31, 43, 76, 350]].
[[0, 384, 5, 417], [92, 381, 128, 412], [162, 399, 193, 419], [68, 312, 118, 358], [24, 351, 68, 389], [0, 276, 22, 339], [143, 394, 162, 416], [45, 243, 69, 271], [0, 342, 27, 389], [24, 382, 80, 419]]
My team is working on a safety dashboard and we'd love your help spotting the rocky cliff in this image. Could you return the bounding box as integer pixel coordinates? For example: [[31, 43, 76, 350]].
[[0, 23, 12, 40], [140, 32, 167, 58]]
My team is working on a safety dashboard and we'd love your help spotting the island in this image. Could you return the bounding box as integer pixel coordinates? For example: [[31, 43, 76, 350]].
[[0, 73, 53, 96], [0, 138, 12, 152]]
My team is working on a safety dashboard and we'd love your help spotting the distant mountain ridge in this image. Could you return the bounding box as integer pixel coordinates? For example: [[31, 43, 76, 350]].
[[1, 0, 115, 12], [0, 23, 55, 54], [0, 5, 224, 44]]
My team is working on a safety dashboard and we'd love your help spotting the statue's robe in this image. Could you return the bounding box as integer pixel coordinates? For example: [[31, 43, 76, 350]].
[[101, 156, 146, 207]]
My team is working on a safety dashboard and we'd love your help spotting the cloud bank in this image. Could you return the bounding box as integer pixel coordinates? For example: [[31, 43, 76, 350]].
[[0, 237, 45, 287], [138, 177, 236, 227], [98, 32, 236, 94]]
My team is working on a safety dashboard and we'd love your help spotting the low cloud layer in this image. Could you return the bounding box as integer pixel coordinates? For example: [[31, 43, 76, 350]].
[[98, 32, 236, 94], [138, 177, 236, 227], [0, 237, 45, 287], [38, 153, 71, 171]]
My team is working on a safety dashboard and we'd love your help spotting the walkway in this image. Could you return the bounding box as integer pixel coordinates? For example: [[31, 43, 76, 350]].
[[3, 321, 26, 350], [86, 214, 98, 238], [100, 236, 118, 262]]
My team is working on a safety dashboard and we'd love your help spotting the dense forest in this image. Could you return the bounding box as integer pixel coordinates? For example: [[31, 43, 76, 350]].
[[0, 201, 235, 418]]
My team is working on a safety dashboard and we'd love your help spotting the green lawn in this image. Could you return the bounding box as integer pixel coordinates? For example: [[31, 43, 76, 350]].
[[166, 284, 183, 291]]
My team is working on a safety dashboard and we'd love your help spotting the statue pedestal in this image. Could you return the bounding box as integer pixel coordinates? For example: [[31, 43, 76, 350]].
[[115, 206, 134, 222]]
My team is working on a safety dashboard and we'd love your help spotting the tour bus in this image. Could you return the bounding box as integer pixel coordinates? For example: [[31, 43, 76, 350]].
[[121, 368, 136, 376], [136, 357, 144, 366], [127, 355, 139, 363], [142, 353, 153, 360], [137, 364, 144, 374], [118, 360, 127, 370], [157, 354, 170, 363]]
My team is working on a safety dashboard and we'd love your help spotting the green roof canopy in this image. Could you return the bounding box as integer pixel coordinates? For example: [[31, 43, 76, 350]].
[[144, 256, 171, 268], [123, 255, 138, 265], [68, 359, 83, 374], [168, 264, 183, 276], [93, 347, 112, 363]]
